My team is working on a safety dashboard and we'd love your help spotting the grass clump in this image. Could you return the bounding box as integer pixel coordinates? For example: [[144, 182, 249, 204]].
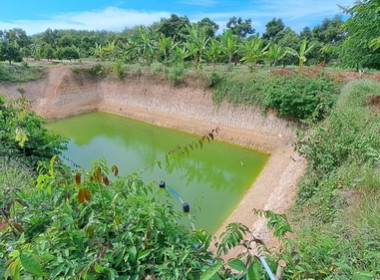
[[0, 63, 45, 82]]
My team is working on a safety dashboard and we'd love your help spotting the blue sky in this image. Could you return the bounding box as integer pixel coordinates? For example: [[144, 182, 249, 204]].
[[0, 0, 355, 35]]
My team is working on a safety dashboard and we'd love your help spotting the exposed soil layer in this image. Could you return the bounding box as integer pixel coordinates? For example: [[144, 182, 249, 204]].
[[0, 65, 306, 255]]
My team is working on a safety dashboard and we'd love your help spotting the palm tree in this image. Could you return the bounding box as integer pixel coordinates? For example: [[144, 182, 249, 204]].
[[286, 39, 314, 69], [239, 36, 269, 72], [182, 24, 209, 70], [267, 44, 286, 68], [220, 30, 239, 71]]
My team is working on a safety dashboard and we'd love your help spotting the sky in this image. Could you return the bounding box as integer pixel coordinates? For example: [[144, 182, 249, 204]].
[[0, 0, 355, 35]]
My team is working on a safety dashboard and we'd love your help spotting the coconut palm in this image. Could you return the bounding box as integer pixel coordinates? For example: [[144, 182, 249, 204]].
[[286, 39, 315, 69], [239, 36, 269, 72]]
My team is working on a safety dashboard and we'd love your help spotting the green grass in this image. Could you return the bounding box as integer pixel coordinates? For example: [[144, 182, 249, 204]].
[[0, 63, 45, 82], [288, 80, 380, 279]]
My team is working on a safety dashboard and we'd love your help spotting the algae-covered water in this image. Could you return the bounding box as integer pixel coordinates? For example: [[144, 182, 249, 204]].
[[46, 112, 269, 233]]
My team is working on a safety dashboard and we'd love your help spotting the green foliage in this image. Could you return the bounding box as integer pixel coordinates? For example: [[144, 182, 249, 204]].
[[211, 72, 340, 121], [340, 0, 380, 69], [0, 64, 45, 82], [264, 74, 339, 121], [168, 65, 186, 85], [0, 41, 22, 65], [285, 39, 315, 69], [0, 159, 214, 279], [289, 81, 380, 278], [0, 96, 66, 167], [112, 60, 125, 79]]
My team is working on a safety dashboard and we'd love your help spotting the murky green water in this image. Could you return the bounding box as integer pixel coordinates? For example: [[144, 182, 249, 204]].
[[46, 112, 269, 233]]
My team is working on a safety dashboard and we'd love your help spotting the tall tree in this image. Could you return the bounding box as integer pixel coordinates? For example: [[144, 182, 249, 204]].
[[262, 18, 285, 43], [277, 27, 300, 67], [158, 14, 190, 41], [0, 41, 22, 65], [197, 17, 219, 38], [340, 0, 380, 69], [226, 17, 255, 38]]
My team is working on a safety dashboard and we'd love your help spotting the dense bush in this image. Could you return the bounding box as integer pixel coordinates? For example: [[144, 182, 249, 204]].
[[0, 159, 216, 279], [211, 72, 340, 121], [0, 96, 66, 167]]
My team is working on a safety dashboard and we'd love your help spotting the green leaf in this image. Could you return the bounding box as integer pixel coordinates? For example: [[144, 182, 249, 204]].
[[247, 260, 261, 280], [200, 262, 223, 280], [227, 258, 246, 272], [20, 253, 44, 276], [137, 249, 153, 260], [94, 262, 104, 273]]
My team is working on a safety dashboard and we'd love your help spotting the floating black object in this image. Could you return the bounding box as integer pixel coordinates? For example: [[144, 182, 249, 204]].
[[182, 202, 190, 213], [159, 181, 166, 188]]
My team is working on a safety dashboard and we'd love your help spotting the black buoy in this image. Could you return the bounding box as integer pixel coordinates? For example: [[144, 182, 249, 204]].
[[159, 181, 166, 188], [182, 202, 190, 213]]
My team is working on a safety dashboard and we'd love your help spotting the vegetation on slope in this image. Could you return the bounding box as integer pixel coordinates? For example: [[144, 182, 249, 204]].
[[211, 72, 340, 122], [0, 63, 45, 82], [288, 80, 380, 279]]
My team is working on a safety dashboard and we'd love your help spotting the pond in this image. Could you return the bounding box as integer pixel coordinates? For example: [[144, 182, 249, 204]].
[[46, 112, 269, 233]]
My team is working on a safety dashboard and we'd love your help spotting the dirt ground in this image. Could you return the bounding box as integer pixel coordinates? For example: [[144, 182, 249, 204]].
[[0, 65, 306, 257]]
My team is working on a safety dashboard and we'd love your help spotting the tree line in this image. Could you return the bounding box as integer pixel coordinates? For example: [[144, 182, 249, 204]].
[[0, 0, 379, 70]]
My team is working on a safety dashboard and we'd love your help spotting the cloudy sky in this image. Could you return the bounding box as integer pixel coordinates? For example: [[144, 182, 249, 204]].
[[0, 0, 355, 35]]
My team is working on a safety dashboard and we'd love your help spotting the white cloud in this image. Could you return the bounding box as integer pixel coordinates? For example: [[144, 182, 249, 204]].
[[0, 0, 355, 35], [0, 7, 171, 35]]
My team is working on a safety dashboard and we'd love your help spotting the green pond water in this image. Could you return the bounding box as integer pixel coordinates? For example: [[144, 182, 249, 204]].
[[46, 112, 269, 233]]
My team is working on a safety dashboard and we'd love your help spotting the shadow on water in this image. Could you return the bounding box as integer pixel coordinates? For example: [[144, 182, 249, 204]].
[[46, 112, 269, 233]]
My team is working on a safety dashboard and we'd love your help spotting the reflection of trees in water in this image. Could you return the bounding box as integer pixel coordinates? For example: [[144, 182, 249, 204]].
[[162, 155, 234, 190]]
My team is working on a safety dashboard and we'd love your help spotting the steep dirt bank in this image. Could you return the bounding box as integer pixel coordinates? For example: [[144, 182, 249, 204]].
[[0, 65, 306, 253]]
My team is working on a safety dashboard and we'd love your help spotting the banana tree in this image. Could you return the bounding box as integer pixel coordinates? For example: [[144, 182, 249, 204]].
[[171, 45, 190, 66], [220, 30, 239, 71], [91, 43, 105, 60], [267, 44, 286, 68], [204, 39, 223, 67], [239, 36, 269, 72], [157, 35, 177, 66], [182, 24, 209, 70], [286, 39, 314, 69], [128, 28, 157, 66]]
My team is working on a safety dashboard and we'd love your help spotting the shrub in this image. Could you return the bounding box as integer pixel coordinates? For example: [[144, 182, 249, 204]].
[[168, 66, 185, 85], [113, 60, 125, 79], [0, 159, 214, 279], [0, 96, 66, 167], [211, 73, 340, 121]]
